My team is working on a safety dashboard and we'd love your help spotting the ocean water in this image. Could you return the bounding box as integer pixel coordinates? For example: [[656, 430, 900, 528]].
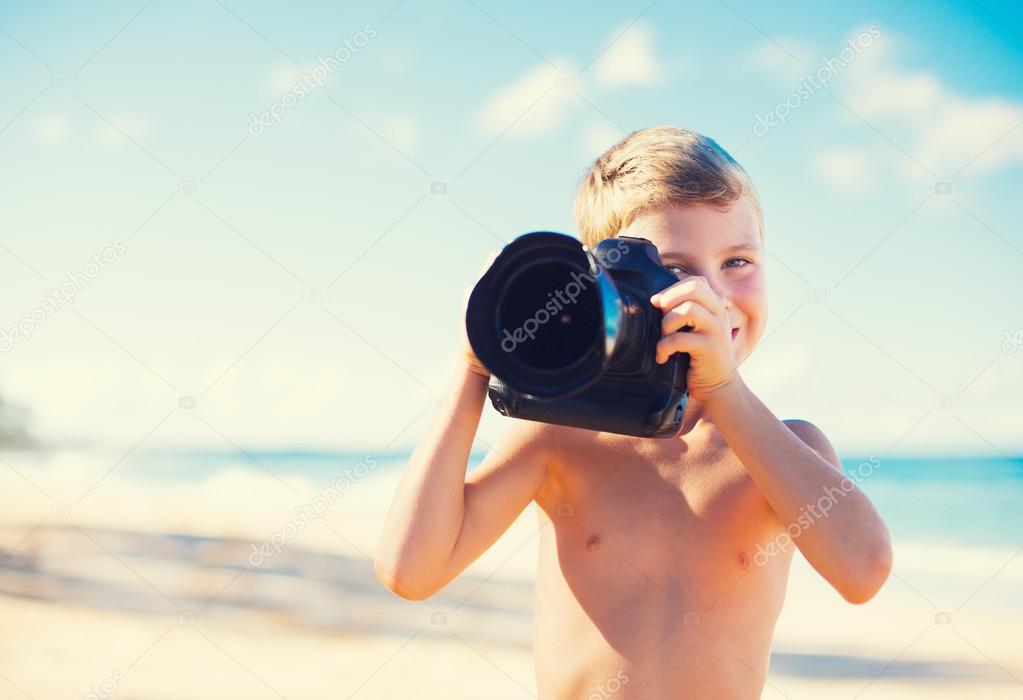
[[3, 449, 1021, 549], [845, 455, 1023, 548]]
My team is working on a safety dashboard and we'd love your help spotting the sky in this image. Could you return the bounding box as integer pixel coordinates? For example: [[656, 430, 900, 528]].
[[0, 0, 1021, 457]]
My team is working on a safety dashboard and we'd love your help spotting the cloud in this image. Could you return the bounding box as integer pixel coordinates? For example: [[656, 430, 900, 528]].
[[29, 111, 151, 147], [31, 113, 72, 145], [473, 24, 665, 140], [380, 114, 420, 153], [266, 63, 309, 94], [814, 147, 872, 194], [756, 28, 1023, 186], [839, 33, 1023, 179], [474, 59, 578, 138], [844, 69, 942, 120], [593, 23, 663, 88], [743, 36, 815, 85], [914, 97, 1023, 177]]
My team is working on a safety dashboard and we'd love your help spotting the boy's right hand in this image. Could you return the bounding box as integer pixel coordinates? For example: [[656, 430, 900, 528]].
[[460, 249, 502, 379]]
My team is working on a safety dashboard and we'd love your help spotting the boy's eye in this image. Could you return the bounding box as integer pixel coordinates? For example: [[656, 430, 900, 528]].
[[665, 259, 751, 277]]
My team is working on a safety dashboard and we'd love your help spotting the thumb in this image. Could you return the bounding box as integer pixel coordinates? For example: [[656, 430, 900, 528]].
[[465, 247, 503, 300]]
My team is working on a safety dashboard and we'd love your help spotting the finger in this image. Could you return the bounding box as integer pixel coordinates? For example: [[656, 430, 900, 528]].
[[661, 300, 714, 335], [651, 275, 707, 306], [465, 248, 504, 301], [652, 276, 723, 315], [654, 277, 720, 313], [655, 329, 707, 364], [478, 248, 502, 276]]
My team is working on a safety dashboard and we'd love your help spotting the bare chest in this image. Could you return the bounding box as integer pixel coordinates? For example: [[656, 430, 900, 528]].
[[536, 430, 782, 600]]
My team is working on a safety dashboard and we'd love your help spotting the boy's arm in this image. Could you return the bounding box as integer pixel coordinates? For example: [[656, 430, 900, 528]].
[[651, 275, 892, 604], [375, 360, 548, 601], [705, 380, 893, 604]]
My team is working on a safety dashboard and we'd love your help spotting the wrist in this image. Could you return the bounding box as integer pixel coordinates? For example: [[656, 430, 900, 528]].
[[454, 355, 491, 385], [700, 372, 749, 418], [430, 357, 490, 416]]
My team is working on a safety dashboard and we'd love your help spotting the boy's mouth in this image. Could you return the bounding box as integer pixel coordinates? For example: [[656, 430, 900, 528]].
[[731, 327, 739, 341]]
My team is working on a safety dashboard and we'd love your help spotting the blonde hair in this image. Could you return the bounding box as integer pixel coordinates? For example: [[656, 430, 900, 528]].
[[573, 126, 763, 248]]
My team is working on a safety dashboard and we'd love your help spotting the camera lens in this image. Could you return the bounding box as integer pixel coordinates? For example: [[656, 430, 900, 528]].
[[603, 292, 646, 373], [466, 232, 612, 400], [495, 260, 601, 373]]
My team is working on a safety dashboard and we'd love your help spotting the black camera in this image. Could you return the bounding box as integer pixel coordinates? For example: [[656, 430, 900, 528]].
[[465, 231, 690, 438]]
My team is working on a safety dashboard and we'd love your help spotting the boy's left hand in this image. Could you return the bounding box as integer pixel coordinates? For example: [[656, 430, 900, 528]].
[[651, 276, 740, 402]]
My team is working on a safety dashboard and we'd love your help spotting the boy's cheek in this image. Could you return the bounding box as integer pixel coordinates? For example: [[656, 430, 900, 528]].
[[735, 277, 769, 319], [736, 281, 768, 316], [746, 316, 768, 353], [740, 269, 768, 298]]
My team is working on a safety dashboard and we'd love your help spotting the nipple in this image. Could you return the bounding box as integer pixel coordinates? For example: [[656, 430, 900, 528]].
[[737, 550, 750, 569], [586, 535, 601, 552]]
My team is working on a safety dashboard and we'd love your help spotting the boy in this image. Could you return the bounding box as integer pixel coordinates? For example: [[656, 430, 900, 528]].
[[376, 126, 892, 698]]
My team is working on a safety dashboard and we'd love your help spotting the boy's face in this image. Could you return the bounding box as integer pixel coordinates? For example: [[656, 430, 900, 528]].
[[618, 198, 767, 366]]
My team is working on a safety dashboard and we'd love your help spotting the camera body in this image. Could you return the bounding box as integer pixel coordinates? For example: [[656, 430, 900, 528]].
[[466, 231, 689, 438]]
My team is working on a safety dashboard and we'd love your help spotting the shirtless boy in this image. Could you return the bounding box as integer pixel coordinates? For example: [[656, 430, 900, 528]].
[[376, 126, 893, 698]]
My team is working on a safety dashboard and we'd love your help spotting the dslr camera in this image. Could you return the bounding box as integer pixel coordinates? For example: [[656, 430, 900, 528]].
[[465, 231, 690, 438]]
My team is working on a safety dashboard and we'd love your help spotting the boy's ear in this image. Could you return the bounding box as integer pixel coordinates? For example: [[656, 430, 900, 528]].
[[783, 419, 843, 473]]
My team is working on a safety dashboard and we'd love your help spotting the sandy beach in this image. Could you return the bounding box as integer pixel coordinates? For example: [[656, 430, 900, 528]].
[[1, 451, 1020, 699]]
